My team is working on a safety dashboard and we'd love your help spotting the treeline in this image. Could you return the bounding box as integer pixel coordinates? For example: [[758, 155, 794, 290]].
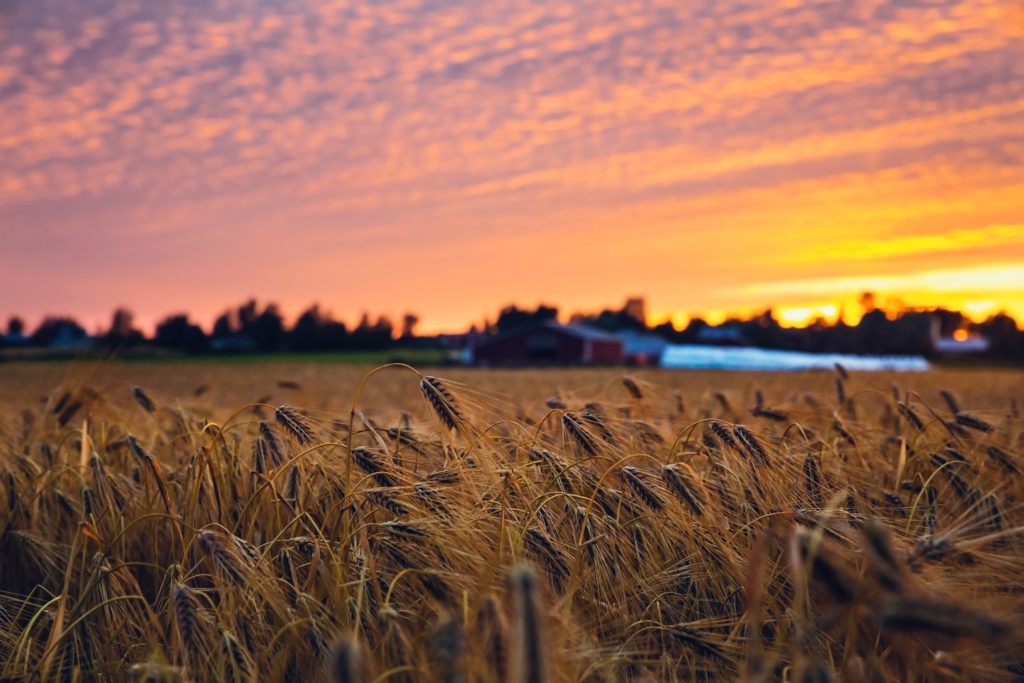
[[492, 297, 1024, 361], [0, 300, 423, 354], [3, 294, 1023, 360], [653, 309, 1024, 360]]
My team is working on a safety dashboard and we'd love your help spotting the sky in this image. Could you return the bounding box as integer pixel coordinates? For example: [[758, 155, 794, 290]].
[[1, 0, 1023, 334]]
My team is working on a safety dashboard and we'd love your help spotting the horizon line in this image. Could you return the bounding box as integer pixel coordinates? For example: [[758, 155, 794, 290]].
[[3, 294, 1021, 339]]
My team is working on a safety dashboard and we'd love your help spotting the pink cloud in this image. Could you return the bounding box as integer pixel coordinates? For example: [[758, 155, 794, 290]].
[[0, 0, 1021, 330]]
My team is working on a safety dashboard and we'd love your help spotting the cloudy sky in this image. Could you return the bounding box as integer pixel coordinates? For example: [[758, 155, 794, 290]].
[[1, 0, 1023, 332]]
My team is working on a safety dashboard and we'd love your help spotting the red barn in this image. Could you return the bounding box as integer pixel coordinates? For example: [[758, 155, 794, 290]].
[[472, 322, 624, 366]]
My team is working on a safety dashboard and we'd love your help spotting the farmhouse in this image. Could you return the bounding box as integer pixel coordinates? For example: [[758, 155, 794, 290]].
[[472, 321, 624, 366]]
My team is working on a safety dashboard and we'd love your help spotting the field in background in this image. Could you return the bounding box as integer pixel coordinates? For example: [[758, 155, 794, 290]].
[[1, 360, 1020, 418], [1, 361, 1022, 680], [0, 347, 447, 366]]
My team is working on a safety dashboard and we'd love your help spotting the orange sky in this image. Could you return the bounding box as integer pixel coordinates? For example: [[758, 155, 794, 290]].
[[1, 0, 1022, 334]]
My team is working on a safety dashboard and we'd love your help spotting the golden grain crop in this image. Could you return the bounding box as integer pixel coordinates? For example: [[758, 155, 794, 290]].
[[1, 361, 1022, 681]]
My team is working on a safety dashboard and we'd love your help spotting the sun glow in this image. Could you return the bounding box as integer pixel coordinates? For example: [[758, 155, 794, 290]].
[[776, 305, 840, 327]]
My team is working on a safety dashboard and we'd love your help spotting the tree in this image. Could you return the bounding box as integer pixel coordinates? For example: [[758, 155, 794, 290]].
[[6, 316, 25, 336], [375, 315, 394, 336], [249, 304, 285, 351], [571, 299, 646, 333], [679, 317, 709, 344], [290, 305, 323, 351], [859, 291, 878, 314], [400, 313, 420, 340], [978, 313, 1023, 359], [212, 311, 235, 338], [289, 305, 350, 351], [623, 297, 646, 326], [237, 300, 259, 334], [208, 300, 285, 351], [102, 307, 144, 348], [650, 320, 681, 342], [495, 304, 558, 334], [31, 317, 87, 347], [350, 313, 393, 349], [155, 314, 208, 353], [319, 319, 349, 349]]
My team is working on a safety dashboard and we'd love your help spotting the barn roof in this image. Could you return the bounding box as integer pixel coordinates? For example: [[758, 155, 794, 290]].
[[560, 323, 622, 342]]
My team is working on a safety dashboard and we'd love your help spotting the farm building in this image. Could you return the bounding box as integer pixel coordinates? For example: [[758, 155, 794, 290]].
[[472, 322, 623, 366], [617, 330, 669, 365]]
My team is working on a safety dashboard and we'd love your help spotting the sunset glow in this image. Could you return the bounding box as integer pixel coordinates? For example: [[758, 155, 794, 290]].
[[777, 306, 840, 328], [1, 0, 1022, 333]]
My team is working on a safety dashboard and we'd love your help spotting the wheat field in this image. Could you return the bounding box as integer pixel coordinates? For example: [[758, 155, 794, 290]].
[[1, 361, 1022, 682]]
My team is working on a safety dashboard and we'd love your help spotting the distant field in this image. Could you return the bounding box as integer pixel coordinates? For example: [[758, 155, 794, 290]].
[[1, 361, 1022, 680], [0, 359, 1019, 417], [0, 346, 447, 366]]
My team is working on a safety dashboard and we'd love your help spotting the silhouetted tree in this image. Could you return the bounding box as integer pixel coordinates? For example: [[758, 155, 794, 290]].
[[249, 304, 285, 351], [400, 313, 420, 340], [859, 291, 878, 314], [209, 300, 284, 351], [375, 315, 394, 336], [350, 312, 372, 348], [622, 297, 647, 326], [350, 313, 393, 349], [650, 320, 681, 342], [289, 305, 349, 351], [573, 299, 647, 333], [319, 319, 349, 349], [155, 314, 208, 353], [290, 305, 323, 351], [237, 300, 259, 334], [102, 307, 145, 348], [978, 313, 1023, 359], [679, 317, 709, 344], [7, 317, 25, 336], [212, 311, 235, 338], [745, 309, 784, 348], [495, 304, 558, 334], [31, 317, 88, 347], [854, 308, 888, 354]]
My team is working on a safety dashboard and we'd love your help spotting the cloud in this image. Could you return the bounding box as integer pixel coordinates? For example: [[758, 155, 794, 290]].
[[0, 0, 1021, 329], [736, 262, 1024, 299]]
